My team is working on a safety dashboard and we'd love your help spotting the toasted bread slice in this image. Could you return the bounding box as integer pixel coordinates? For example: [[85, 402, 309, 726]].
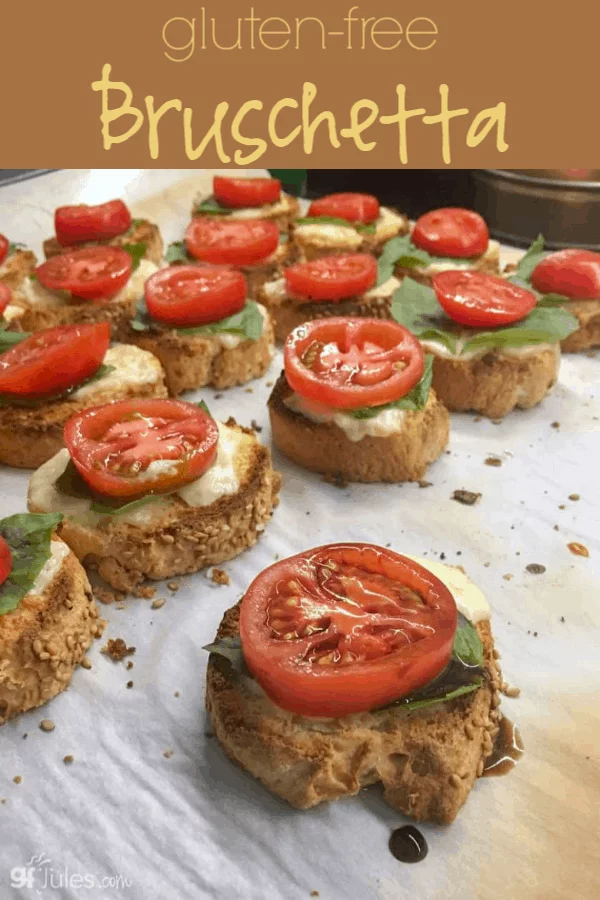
[[193, 194, 300, 232], [206, 601, 503, 824], [395, 241, 501, 286], [125, 307, 275, 395], [559, 299, 600, 352], [292, 207, 409, 262], [424, 343, 560, 419], [269, 372, 449, 483], [43, 219, 163, 265], [27, 420, 281, 592], [0, 539, 103, 725], [0, 248, 37, 291], [0, 344, 168, 469], [258, 276, 401, 343]]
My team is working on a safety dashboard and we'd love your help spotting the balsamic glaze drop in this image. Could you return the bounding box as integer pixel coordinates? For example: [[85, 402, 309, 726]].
[[483, 717, 524, 777], [389, 825, 428, 863]]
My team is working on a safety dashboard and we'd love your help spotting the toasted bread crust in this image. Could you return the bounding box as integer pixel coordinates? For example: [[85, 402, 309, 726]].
[[8, 295, 137, 338], [125, 313, 275, 395], [0, 362, 168, 469], [0, 249, 37, 291], [428, 345, 560, 419], [394, 243, 501, 286], [43, 220, 163, 265], [206, 602, 502, 824], [560, 299, 600, 352], [28, 422, 281, 591], [0, 544, 103, 725], [268, 373, 449, 482]]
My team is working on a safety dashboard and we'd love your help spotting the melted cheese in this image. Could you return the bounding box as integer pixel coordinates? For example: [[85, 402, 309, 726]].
[[284, 393, 406, 442], [420, 337, 558, 362], [294, 207, 406, 251], [213, 303, 268, 350], [17, 258, 158, 309], [404, 555, 490, 623], [32, 540, 71, 596], [227, 193, 293, 220], [72, 344, 163, 399], [412, 240, 500, 277]]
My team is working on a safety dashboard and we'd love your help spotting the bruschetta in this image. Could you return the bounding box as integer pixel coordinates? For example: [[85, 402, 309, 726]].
[[125, 265, 274, 394], [206, 543, 510, 824], [0, 322, 167, 468], [0, 233, 36, 291], [0, 512, 102, 725], [27, 399, 281, 592], [192, 175, 299, 232], [269, 318, 449, 482]]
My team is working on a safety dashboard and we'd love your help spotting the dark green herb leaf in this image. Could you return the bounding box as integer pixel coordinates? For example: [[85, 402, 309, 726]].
[[511, 234, 547, 283], [295, 216, 376, 235], [196, 400, 212, 417], [203, 636, 252, 677], [29, 273, 37, 282], [378, 234, 476, 286], [0, 327, 30, 353], [193, 198, 232, 216], [8, 242, 26, 254], [0, 513, 64, 616], [267, 169, 307, 186], [391, 279, 459, 353], [348, 356, 433, 419], [54, 459, 171, 517], [177, 301, 264, 341], [393, 680, 482, 711], [90, 494, 164, 517], [121, 242, 147, 272], [461, 306, 578, 354], [452, 614, 484, 668], [165, 241, 190, 264]]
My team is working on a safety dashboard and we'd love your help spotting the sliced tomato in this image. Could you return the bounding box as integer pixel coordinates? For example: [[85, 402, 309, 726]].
[[55, 200, 132, 246], [145, 265, 247, 327], [0, 234, 9, 267], [412, 208, 489, 259], [531, 249, 600, 300], [185, 218, 279, 267], [0, 535, 12, 587], [433, 270, 537, 328], [64, 399, 219, 498], [285, 254, 377, 302], [239, 543, 457, 718], [0, 283, 12, 316], [213, 176, 281, 209], [36, 246, 132, 301], [308, 192, 380, 225], [0, 323, 110, 399], [285, 318, 424, 410]]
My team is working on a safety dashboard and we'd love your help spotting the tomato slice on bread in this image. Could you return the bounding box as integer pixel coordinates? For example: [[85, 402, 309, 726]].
[[285, 317, 425, 410], [36, 246, 133, 301], [433, 270, 537, 328], [285, 254, 377, 302], [0, 283, 12, 316], [0, 535, 12, 587], [213, 176, 281, 209], [185, 218, 279, 267], [531, 249, 600, 300], [145, 265, 247, 327], [239, 543, 458, 718], [0, 234, 9, 267], [308, 192, 380, 225], [0, 323, 110, 400], [64, 399, 219, 498], [55, 200, 132, 246], [412, 208, 489, 259]]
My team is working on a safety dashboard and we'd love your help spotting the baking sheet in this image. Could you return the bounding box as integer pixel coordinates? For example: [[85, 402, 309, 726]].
[[0, 169, 599, 900]]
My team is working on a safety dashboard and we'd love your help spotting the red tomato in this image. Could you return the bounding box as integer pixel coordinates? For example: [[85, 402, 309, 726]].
[[0, 323, 110, 399], [145, 265, 247, 327], [55, 200, 132, 246], [239, 543, 457, 718], [213, 176, 281, 209], [285, 318, 424, 410], [36, 246, 132, 301], [0, 535, 12, 587], [433, 270, 537, 328], [0, 283, 12, 316], [185, 218, 279, 267], [285, 254, 377, 302], [531, 249, 600, 300], [308, 192, 380, 224], [412, 208, 489, 259], [0, 234, 9, 266], [64, 399, 219, 498]]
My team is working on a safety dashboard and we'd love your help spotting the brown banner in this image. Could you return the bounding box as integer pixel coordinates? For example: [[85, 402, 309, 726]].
[[1, 1, 598, 167]]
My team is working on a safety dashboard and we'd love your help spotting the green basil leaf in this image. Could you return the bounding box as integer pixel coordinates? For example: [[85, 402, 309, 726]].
[[452, 614, 484, 668], [55, 459, 94, 500], [0, 328, 30, 352], [0, 513, 64, 616], [196, 400, 212, 417], [295, 216, 375, 235], [390, 278, 459, 354], [0, 363, 116, 408], [165, 241, 190, 264], [29, 273, 37, 282], [193, 198, 232, 216], [348, 355, 433, 419], [129, 218, 145, 230], [394, 680, 483, 712], [204, 636, 254, 677], [90, 494, 164, 517], [177, 301, 264, 341], [512, 234, 547, 283], [121, 242, 147, 272], [8, 242, 26, 254], [54, 458, 174, 518], [461, 305, 579, 354], [378, 235, 477, 286]]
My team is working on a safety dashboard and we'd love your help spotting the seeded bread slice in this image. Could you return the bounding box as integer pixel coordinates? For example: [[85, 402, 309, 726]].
[[559, 299, 600, 352], [0, 249, 37, 291], [43, 219, 163, 266], [206, 601, 503, 824], [0, 541, 104, 725]]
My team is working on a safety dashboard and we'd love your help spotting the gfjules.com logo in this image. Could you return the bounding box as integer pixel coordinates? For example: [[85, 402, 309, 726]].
[[10, 853, 133, 893]]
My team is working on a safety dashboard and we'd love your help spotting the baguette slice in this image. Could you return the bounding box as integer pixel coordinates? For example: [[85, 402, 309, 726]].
[[0, 344, 168, 469], [27, 420, 281, 592], [125, 308, 275, 395], [0, 539, 104, 725], [0, 248, 37, 291], [425, 343, 560, 419], [560, 299, 600, 352], [206, 600, 503, 824], [269, 372, 449, 483], [43, 219, 163, 265], [395, 241, 501, 286], [292, 207, 409, 262]]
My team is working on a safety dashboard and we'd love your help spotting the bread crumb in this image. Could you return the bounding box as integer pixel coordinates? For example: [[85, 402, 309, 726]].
[[167, 581, 180, 592], [418, 480, 433, 488], [163, 749, 174, 759], [151, 598, 166, 609], [133, 585, 156, 599], [484, 456, 503, 467], [502, 574, 513, 581], [39, 719, 55, 733], [13, 776, 22, 784], [244, 387, 254, 394], [126, 681, 134, 689], [63, 755, 74, 765], [102, 638, 136, 662], [250, 419, 263, 433], [126, 661, 134, 670], [95, 587, 125, 605], [551, 421, 560, 429], [526, 563, 546, 574], [211, 568, 230, 586], [451, 489, 481, 506], [174, 691, 180, 698], [568, 493, 580, 501], [568, 542, 589, 558]]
